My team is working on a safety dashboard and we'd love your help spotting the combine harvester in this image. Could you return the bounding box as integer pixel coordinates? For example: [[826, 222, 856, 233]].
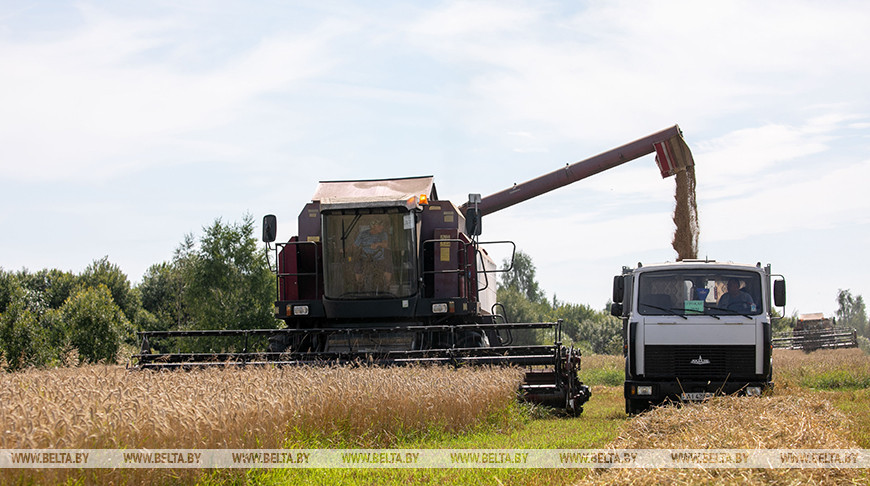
[[773, 313, 858, 351], [134, 125, 695, 415]]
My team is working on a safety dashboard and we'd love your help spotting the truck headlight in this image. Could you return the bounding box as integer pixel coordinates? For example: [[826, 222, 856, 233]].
[[637, 386, 653, 396], [293, 305, 310, 316], [746, 386, 762, 397], [432, 303, 449, 314]]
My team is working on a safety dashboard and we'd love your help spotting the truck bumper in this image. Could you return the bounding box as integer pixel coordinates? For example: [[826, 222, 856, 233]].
[[625, 378, 773, 405]]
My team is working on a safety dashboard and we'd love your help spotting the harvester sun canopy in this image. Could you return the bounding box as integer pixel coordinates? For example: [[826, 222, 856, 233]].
[[313, 176, 437, 210]]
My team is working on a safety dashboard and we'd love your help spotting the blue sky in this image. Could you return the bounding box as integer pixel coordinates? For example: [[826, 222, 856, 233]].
[[1, 0, 868, 317]]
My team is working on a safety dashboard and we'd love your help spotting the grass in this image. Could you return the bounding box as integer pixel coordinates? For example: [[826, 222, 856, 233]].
[[221, 386, 627, 486], [579, 354, 624, 386], [774, 348, 870, 390]]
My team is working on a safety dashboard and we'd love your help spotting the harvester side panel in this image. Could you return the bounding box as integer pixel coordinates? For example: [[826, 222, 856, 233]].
[[297, 202, 321, 240], [278, 237, 299, 301], [433, 229, 466, 299], [277, 238, 322, 302], [420, 201, 466, 300]]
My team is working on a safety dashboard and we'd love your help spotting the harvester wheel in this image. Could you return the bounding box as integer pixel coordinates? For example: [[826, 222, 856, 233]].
[[565, 400, 583, 417]]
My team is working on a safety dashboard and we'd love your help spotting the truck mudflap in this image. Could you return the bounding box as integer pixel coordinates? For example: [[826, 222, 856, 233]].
[[132, 321, 591, 415], [624, 379, 773, 415]]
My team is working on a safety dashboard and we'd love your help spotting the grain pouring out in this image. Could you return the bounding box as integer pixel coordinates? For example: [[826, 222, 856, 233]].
[[672, 165, 700, 261], [652, 129, 699, 261]]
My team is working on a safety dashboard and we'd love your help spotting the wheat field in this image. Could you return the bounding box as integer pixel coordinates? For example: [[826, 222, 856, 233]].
[[1, 364, 525, 484], [0, 365, 524, 450], [3, 349, 869, 485]]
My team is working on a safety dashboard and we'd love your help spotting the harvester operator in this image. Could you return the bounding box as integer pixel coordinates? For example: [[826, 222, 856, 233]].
[[353, 217, 392, 288]]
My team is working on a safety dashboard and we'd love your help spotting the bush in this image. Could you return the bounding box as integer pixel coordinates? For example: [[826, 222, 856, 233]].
[[61, 285, 132, 364], [574, 314, 622, 355], [0, 285, 58, 371]]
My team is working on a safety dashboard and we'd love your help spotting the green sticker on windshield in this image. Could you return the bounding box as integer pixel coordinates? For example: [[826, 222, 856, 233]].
[[684, 300, 704, 314]]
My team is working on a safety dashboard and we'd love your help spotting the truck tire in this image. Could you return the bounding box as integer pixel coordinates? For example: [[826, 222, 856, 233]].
[[626, 399, 649, 416]]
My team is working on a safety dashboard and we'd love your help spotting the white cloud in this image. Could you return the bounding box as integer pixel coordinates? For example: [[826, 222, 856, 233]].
[[403, 0, 870, 144], [702, 157, 870, 242], [0, 4, 343, 182], [695, 124, 830, 178], [409, 0, 541, 40]]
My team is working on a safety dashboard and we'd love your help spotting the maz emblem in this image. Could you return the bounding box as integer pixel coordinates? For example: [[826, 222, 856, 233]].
[[691, 355, 711, 365]]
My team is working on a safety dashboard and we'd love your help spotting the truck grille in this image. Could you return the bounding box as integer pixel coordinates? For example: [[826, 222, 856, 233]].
[[644, 345, 757, 379]]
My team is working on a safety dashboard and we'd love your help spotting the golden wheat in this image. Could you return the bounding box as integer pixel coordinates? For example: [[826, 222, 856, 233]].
[[579, 349, 870, 485], [0, 364, 523, 450]]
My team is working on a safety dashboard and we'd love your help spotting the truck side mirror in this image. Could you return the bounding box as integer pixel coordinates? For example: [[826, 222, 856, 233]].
[[610, 302, 623, 317], [773, 279, 786, 307], [262, 214, 277, 243], [612, 275, 625, 304]]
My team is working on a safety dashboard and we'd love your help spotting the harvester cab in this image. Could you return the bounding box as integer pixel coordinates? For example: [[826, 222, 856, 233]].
[[135, 125, 696, 416], [263, 175, 507, 355]]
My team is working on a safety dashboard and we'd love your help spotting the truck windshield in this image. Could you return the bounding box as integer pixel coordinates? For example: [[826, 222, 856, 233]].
[[322, 210, 417, 299], [637, 269, 763, 317]]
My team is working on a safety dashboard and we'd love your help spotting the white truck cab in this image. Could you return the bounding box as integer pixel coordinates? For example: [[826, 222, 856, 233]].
[[610, 260, 786, 414]]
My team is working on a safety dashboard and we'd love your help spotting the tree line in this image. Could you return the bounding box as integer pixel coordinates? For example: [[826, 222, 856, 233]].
[[834, 289, 870, 352], [0, 216, 275, 371], [496, 251, 623, 355], [2, 215, 868, 370]]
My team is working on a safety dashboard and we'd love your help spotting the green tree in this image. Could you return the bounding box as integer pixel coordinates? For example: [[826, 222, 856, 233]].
[[0, 268, 19, 314], [17, 268, 78, 311], [836, 289, 868, 338], [551, 300, 597, 343], [79, 257, 140, 322], [496, 251, 551, 344], [499, 250, 546, 303], [61, 285, 131, 363], [179, 215, 276, 331], [495, 287, 551, 345], [575, 313, 622, 355], [0, 282, 58, 370], [138, 261, 186, 332], [495, 250, 623, 353]]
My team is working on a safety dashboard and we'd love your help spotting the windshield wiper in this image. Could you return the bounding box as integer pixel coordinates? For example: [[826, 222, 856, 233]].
[[707, 306, 753, 319], [640, 303, 687, 319]]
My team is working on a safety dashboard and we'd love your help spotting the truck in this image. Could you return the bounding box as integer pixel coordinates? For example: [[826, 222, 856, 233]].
[[611, 260, 786, 414], [135, 125, 695, 415]]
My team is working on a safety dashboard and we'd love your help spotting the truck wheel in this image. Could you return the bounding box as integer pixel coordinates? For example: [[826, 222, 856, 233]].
[[626, 399, 649, 416]]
